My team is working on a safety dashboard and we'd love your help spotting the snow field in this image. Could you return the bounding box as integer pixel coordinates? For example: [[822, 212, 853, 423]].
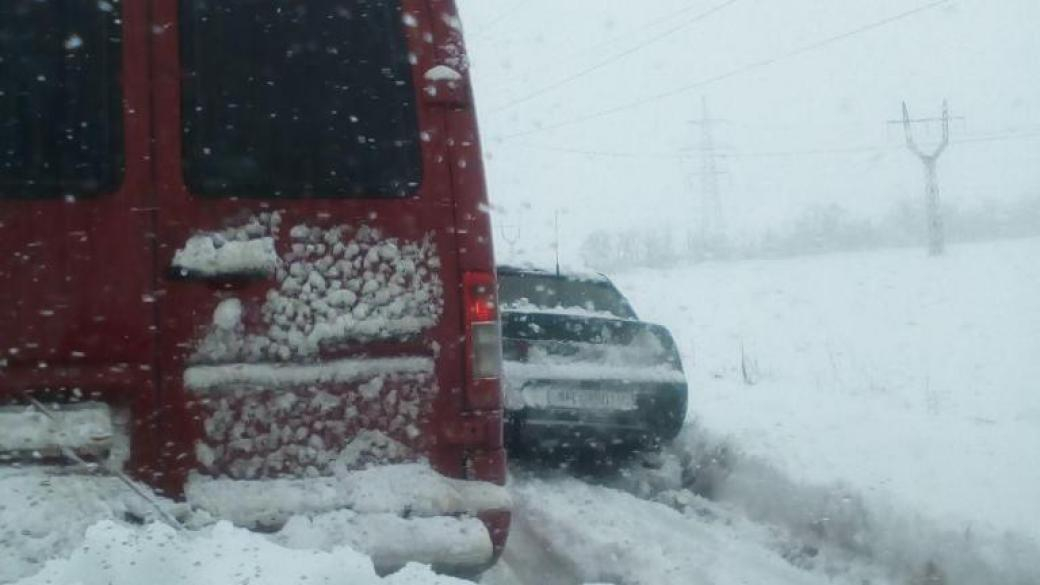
[[614, 237, 1040, 542], [603, 237, 1040, 582], [660, 425, 1040, 585]]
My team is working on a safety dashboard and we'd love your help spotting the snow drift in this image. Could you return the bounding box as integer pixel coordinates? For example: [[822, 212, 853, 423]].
[[10, 520, 470, 585]]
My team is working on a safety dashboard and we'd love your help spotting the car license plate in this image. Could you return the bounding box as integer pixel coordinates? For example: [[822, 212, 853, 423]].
[[546, 387, 637, 411]]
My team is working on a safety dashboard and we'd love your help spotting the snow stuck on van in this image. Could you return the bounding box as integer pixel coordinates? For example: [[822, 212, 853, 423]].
[[180, 213, 445, 364], [172, 213, 447, 479], [190, 368, 437, 479]]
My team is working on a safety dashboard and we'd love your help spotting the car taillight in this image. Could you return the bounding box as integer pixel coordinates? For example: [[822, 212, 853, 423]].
[[462, 271, 502, 408]]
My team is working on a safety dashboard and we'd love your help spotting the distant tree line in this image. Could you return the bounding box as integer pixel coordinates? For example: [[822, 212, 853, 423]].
[[580, 195, 1040, 271]]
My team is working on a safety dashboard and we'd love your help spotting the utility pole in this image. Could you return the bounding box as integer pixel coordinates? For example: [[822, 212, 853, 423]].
[[689, 97, 728, 255], [895, 100, 953, 256]]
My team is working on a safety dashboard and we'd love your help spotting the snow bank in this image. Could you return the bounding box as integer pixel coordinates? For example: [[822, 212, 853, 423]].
[[11, 520, 470, 585], [185, 462, 510, 529], [277, 511, 492, 570], [628, 424, 1040, 585], [0, 470, 188, 583], [496, 427, 1038, 585], [183, 463, 509, 571]]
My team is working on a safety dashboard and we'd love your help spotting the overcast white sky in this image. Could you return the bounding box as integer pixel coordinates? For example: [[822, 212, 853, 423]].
[[454, 0, 1040, 265]]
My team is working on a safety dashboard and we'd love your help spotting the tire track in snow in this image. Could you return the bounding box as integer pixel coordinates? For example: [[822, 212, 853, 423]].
[[482, 507, 586, 585], [487, 468, 866, 585], [486, 423, 1040, 585]]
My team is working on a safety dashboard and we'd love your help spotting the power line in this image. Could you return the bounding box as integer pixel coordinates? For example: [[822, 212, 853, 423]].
[[485, 0, 740, 115], [499, 0, 953, 140], [497, 128, 1040, 161], [473, 0, 530, 40], [956, 129, 1040, 145], [566, 1, 738, 63], [500, 142, 688, 160]]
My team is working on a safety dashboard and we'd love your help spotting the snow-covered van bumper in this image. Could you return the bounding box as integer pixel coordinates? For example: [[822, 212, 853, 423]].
[[186, 463, 511, 572], [0, 465, 510, 580], [180, 358, 510, 572]]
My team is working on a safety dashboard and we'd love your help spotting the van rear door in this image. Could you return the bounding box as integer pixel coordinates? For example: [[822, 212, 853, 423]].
[[0, 2, 155, 404], [146, 0, 472, 489]]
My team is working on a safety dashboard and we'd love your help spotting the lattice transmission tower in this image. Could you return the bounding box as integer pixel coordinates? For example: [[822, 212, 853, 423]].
[[896, 100, 954, 256]]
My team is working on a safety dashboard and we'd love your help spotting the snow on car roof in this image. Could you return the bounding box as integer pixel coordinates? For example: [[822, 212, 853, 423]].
[[496, 263, 610, 283]]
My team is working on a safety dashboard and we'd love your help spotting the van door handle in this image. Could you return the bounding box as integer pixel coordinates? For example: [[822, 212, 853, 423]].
[[167, 266, 271, 287], [168, 235, 278, 285]]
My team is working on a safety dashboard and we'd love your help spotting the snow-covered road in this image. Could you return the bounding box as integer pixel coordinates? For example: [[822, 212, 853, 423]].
[[486, 467, 865, 585], [485, 424, 1040, 585]]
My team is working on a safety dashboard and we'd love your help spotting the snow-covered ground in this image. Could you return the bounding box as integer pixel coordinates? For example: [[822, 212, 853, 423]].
[[484, 466, 896, 585], [615, 236, 1040, 543], [6, 237, 1039, 585], [11, 519, 469, 585], [0, 464, 499, 585], [483, 237, 1040, 585]]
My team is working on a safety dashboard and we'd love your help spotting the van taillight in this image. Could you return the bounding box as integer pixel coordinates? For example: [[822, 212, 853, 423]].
[[462, 272, 502, 408], [465, 272, 498, 325]]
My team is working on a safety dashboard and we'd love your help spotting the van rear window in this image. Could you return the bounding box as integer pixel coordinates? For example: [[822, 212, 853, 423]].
[[0, 1, 124, 199], [180, 0, 422, 199]]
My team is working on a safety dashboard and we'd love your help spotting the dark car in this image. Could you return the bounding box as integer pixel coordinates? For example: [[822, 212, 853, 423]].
[[498, 265, 688, 458]]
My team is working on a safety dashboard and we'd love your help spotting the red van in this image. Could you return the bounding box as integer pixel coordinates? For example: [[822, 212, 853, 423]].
[[0, 0, 508, 575]]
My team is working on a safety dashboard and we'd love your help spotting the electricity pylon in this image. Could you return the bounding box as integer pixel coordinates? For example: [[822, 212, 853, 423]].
[[695, 97, 726, 241], [900, 100, 951, 256], [687, 97, 728, 258]]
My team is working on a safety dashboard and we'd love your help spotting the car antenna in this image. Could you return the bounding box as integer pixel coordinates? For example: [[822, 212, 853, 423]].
[[554, 209, 561, 277]]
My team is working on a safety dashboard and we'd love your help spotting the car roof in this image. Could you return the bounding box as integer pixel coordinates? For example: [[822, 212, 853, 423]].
[[496, 263, 612, 284]]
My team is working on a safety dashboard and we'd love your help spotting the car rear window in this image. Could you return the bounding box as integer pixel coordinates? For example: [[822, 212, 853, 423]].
[[0, 1, 124, 199], [180, 0, 422, 199], [499, 273, 637, 319]]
